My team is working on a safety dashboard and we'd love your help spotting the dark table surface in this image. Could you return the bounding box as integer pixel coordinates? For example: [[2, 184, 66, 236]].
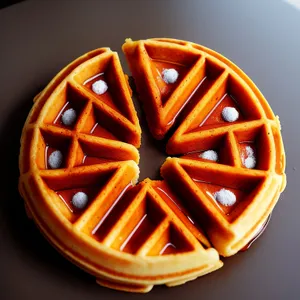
[[0, 0, 299, 299]]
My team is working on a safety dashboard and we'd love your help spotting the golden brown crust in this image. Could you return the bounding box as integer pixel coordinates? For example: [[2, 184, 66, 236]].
[[18, 38, 286, 292]]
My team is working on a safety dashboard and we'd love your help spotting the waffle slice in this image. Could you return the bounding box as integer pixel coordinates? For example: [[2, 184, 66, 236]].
[[161, 156, 286, 257], [123, 38, 208, 139]]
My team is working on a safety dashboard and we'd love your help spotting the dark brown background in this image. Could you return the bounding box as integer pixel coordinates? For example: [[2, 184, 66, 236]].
[[0, 0, 299, 299]]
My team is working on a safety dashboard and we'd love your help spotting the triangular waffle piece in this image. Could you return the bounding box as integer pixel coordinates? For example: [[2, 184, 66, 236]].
[[161, 157, 286, 256], [123, 38, 207, 139]]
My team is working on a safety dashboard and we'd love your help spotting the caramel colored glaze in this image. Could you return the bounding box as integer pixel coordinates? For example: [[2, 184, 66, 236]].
[[81, 155, 115, 166], [90, 122, 118, 140], [83, 73, 121, 114], [147, 223, 195, 256], [200, 93, 244, 129], [115, 197, 166, 254], [160, 243, 177, 255], [92, 184, 134, 241], [120, 214, 157, 253], [241, 214, 271, 251], [45, 145, 65, 169], [238, 141, 257, 168], [193, 179, 248, 216], [173, 76, 217, 126], [53, 101, 78, 129], [152, 181, 210, 247], [180, 133, 234, 166], [56, 187, 98, 214], [151, 60, 189, 104]]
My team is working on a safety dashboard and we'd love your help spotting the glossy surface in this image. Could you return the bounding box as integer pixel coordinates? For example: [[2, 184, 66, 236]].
[[152, 181, 210, 247], [83, 73, 121, 113], [82, 155, 114, 166], [241, 214, 272, 251], [151, 60, 189, 104], [1, 0, 299, 299], [193, 179, 248, 217], [56, 187, 92, 214], [90, 122, 118, 140], [200, 94, 244, 129]]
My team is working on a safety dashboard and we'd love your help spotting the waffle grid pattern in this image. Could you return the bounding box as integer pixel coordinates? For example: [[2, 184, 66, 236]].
[[19, 39, 286, 292]]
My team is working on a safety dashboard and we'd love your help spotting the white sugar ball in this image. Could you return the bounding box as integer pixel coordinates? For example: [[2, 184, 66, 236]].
[[222, 107, 239, 122], [92, 80, 108, 95], [71, 192, 88, 209], [246, 145, 254, 157], [200, 150, 218, 162], [214, 188, 236, 206], [244, 156, 256, 169], [61, 108, 77, 126], [242, 146, 256, 169], [162, 68, 179, 84], [48, 150, 63, 169]]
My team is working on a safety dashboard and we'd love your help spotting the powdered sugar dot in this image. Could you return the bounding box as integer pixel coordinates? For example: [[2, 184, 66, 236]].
[[246, 145, 254, 157], [244, 156, 256, 169], [200, 150, 218, 162], [71, 192, 88, 209], [48, 150, 63, 169], [92, 80, 108, 95], [162, 69, 179, 84], [61, 108, 77, 126], [222, 107, 239, 122], [214, 188, 236, 206], [242, 145, 256, 169]]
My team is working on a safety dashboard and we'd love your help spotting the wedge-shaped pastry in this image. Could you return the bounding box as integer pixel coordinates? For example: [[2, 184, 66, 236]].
[[18, 47, 222, 293], [123, 38, 206, 139], [161, 153, 286, 256]]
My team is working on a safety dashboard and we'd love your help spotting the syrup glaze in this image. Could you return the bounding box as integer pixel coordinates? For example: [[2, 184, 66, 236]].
[[81, 155, 115, 166], [89, 122, 118, 140], [56, 187, 98, 214], [167, 75, 217, 126], [159, 242, 177, 255], [192, 179, 247, 216], [241, 214, 271, 251], [92, 184, 135, 241], [152, 181, 210, 247], [114, 197, 166, 254], [199, 93, 244, 130], [120, 213, 157, 254], [52, 84, 87, 129], [151, 60, 189, 104], [83, 73, 121, 114], [53, 102, 78, 129]]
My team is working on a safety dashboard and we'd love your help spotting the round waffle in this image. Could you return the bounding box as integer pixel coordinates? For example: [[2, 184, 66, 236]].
[[19, 38, 286, 293]]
